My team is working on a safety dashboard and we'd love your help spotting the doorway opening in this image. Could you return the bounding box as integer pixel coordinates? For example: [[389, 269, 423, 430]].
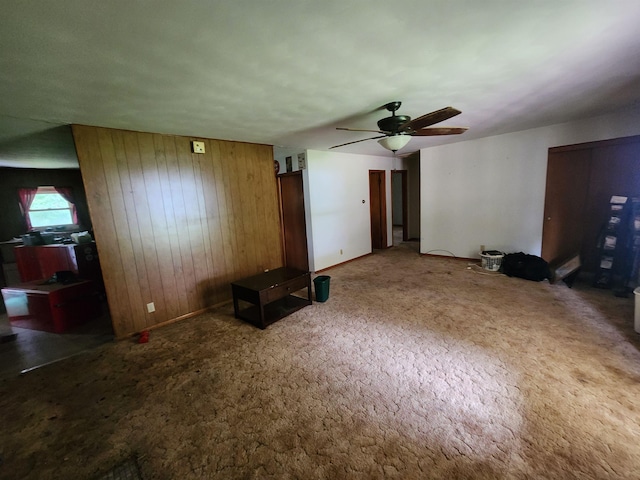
[[391, 170, 408, 246], [391, 151, 421, 253], [0, 126, 112, 380]]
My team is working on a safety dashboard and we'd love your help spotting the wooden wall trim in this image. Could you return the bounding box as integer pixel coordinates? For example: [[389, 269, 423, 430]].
[[549, 134, 640, 153], [73, 125, 283, 337]]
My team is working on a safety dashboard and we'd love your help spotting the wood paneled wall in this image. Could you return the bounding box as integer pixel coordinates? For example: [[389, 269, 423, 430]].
[[72, 125, 283, 338]]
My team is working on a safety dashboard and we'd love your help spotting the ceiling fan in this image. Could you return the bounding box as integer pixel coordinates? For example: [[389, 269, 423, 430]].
[[330, 101, 467, 152]]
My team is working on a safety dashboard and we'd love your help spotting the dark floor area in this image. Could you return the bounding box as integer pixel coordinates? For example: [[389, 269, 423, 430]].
[[0, 305, 114, 380]]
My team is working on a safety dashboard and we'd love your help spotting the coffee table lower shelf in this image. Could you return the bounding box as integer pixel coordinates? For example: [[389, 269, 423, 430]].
[[235, 294, 310, 329]]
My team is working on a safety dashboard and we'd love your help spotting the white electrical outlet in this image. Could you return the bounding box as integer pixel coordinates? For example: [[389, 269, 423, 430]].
[[191, 141, 205, 154], [147, 302, 155, 313]]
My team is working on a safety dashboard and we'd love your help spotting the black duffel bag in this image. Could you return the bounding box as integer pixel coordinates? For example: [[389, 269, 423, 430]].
[[501, 252, 551, 282]]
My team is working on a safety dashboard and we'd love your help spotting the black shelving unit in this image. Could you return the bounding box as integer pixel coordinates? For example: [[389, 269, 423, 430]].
[[593, 196, 640, 296]]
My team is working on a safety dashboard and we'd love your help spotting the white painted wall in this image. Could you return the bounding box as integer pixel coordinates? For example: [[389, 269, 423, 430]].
[[305, 149, 394, 271], [420, 107, 640, 259]]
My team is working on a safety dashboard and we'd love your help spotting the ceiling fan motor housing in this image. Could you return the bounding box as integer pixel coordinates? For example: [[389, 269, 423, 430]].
[[377, 115, 410, 134]]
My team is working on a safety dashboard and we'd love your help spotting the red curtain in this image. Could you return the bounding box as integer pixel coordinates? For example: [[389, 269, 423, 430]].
[[17, 187, 38, 230], [54, 187, 78, 224]]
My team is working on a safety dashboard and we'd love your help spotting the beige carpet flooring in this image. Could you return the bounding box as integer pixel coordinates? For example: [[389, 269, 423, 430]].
[[1, 243, 640, 479]]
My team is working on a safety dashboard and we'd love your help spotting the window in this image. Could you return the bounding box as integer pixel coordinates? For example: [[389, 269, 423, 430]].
[[22, 187, 76, 228]]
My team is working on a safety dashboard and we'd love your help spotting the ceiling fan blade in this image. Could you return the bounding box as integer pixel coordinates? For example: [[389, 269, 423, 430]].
[[411, 127, 468, 136], [396, 150, 419, 158], [399, 107, 462, 132], [336, 127, 389, 134], [330, 135, 387, 149]]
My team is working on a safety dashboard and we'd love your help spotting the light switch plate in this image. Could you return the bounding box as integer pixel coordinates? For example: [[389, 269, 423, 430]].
[[191, 141, 205, 154]]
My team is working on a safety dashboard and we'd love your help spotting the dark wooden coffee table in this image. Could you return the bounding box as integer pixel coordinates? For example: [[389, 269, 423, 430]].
[[231, 267, 312, 329]]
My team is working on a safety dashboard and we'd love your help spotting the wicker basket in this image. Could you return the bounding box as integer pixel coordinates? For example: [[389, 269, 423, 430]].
[[480, 251, 504, 272]]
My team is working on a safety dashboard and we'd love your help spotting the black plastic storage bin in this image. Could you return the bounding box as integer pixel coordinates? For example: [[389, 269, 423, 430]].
[[313, 275, 331, 302]]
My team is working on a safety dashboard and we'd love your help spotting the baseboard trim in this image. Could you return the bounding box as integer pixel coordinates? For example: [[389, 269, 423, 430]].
[[115, 299, 233, 341], [315, 252, 373, 273], [421, 252, 477, 262]]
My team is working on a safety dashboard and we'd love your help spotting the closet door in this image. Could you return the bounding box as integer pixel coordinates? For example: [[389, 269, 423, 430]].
[[369, 170, 387, 250], [541, 136, 640, 271], [541, 149, 592, 265], [582, 142, 640, 271]]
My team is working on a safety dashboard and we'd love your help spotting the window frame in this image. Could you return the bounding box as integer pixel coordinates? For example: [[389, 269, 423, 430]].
[[27, 186, 75, 228]]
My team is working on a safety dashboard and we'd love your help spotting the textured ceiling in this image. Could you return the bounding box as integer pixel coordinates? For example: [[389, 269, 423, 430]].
[[1, 0, 640, 168]]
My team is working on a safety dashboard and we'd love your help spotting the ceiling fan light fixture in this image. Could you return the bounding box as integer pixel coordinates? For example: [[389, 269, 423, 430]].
[[378, 134, 411, 152]]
